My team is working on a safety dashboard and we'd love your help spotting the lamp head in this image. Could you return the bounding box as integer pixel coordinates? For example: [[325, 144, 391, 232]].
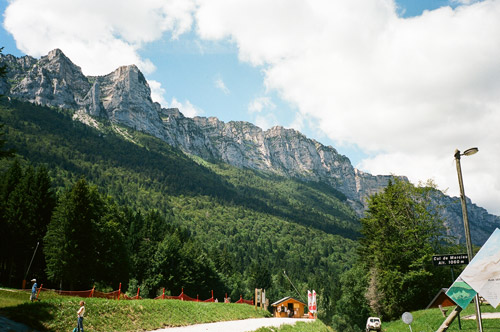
[[463, 147, 479, 156]]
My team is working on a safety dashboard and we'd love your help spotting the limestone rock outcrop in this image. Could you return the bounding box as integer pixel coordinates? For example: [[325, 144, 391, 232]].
[[2, 49, 499, 244]]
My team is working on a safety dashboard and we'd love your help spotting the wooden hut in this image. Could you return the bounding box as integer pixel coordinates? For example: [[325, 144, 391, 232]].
[[271, 297, 306, 318], [426, 288, 457, 309]]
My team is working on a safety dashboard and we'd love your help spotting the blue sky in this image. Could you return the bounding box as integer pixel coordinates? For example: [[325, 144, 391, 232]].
[[1, 0, 500, 215]]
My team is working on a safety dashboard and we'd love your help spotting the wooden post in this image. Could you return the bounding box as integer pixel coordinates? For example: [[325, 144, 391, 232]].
[[90, 286, 95, 298], [136, 287, 140, 299], [436, 306, 462, 332], [162, 288, 165, 300], [117, 282, 121, 300]]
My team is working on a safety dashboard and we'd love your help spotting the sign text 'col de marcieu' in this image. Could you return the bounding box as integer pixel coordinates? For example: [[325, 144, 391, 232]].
[[432, 254, 469, 267]]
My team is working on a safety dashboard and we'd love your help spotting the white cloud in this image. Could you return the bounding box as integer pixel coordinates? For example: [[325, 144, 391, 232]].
[[3, 0, 196, 75], [167, 97, 204, 118], [149, 81, 203, 118], [214, 76, 230, 94], [248, 97, 276, 113], [195, 0, 500, 214], [4, 0, 500, 215], [148, 80, 168, 107], [254, 113, 279, 131]]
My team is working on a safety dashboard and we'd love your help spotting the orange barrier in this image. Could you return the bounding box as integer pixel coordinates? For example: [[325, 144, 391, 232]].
[[33, 285, 253, 305], [235, 295, 253, 305]]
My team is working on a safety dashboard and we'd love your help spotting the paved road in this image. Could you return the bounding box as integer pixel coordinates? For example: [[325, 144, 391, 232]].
[[152, 317, 314, 332], [0, 316, 38, 332]]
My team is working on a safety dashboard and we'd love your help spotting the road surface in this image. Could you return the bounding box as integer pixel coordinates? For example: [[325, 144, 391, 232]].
[[152, 317, 314, 332]]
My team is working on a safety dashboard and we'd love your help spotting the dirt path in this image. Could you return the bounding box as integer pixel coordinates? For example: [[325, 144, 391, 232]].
[[152, 317, 314, 332], [462, 312, 500, 320]]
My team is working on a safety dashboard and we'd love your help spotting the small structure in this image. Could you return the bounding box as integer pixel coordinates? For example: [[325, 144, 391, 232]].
[[426, 288, 457, 309], [271, 297, 306, 318]]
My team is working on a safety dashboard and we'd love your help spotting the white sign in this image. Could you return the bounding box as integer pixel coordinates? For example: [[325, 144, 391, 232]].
[[308, 290, 312, 312], [312, 290, 317, 313], [402, 312, 413, 324], [459, 228, 500, 308]]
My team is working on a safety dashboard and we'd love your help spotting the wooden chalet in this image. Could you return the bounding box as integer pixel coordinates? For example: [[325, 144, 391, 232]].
[[426, 288, 457, 309], [271, 297, 306, 318]]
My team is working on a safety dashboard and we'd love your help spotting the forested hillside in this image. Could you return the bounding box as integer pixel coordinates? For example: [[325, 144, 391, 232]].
[[0, 99, 359, 322]]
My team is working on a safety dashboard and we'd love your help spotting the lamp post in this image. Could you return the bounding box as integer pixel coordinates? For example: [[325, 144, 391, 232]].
[[454, 147, 483, 332]]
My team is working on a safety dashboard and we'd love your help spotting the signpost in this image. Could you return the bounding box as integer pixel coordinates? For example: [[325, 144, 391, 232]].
[[432, 254, 468, 266], [402, 312, 413, 332], [434, 254, 469, 330]]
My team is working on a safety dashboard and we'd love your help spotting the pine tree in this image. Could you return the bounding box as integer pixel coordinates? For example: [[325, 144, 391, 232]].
[[359, 178, 449, 320]]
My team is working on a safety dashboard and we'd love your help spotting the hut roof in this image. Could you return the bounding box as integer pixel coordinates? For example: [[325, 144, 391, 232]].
[[271, 296, 306, 306], [426, 288, 456, 309]]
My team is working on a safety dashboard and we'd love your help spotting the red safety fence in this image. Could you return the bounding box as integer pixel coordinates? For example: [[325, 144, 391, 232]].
[[30, 284, 253, 305], [154, 288, 217, 303], [235, 295, 253, 305]]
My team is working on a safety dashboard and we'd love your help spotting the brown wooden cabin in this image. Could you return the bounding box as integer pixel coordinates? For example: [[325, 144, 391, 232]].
[[271, 297, 306, 318], [426, 288, 457, 309]]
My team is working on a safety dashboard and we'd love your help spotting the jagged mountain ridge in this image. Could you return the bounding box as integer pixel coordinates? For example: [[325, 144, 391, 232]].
[[1, 49, 499, 245]]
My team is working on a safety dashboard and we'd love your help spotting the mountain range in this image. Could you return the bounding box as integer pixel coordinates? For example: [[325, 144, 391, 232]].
[[1, 48, 499, 245]]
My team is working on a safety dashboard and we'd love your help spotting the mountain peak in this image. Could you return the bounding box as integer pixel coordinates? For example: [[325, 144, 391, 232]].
[[47, 48, 65, 59]]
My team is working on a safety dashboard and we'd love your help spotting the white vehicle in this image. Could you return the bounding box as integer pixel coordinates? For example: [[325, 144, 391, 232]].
[[366, 317, 381, 332]]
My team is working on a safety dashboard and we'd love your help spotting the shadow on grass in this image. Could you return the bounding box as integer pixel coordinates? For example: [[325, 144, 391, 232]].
[[0, 301, 57, 331]]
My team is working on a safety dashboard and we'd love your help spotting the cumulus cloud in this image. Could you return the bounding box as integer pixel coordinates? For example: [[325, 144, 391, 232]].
[[4, 0, 500, 214], [195, 0, 500, 214], [3, 0, 196, 75], [148, 80, 168, 107], [167, 97, 204, 118], [248, 96, 276, 113], [254, 113, 279, 131]]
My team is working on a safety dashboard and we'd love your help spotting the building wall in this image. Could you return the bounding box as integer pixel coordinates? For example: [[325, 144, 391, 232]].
[[273, 299, 305, 318]]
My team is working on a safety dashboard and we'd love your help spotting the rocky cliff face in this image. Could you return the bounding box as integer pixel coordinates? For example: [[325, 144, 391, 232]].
[[1, 49, 499, 245]]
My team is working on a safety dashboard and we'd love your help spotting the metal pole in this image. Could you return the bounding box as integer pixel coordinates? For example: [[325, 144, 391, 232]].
[[450, 267, 462, 329], [454, 149, 483, 332], [23, 242, 39, 287], [283, 270, 306, 303]]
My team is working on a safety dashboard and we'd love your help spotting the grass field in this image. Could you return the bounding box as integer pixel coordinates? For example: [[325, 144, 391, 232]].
[[382, 303, 500, 332], [4, 288, 498, 332], [0, 288, 271, 331]]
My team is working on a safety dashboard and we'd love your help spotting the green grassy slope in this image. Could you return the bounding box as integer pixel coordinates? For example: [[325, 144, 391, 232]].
[[0, 289, 270, 332], [382, 304, 500, 332]]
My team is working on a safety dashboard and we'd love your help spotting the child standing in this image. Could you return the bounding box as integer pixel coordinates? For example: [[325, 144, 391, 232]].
[[30, 279, 37, 302], [77, 301, 85, 332]]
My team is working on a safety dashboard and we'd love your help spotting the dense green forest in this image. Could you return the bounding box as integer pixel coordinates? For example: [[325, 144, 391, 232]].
[[0, 99, 360, 323], [0, 98, 460, 330]]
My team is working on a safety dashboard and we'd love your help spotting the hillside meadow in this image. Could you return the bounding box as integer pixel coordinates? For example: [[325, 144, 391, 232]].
[[382, 303, 500, 332], [0, 288, 271, 331]]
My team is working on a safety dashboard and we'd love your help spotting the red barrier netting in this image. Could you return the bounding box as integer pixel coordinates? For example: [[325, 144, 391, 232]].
[[235, 295, 253, 305], [154, 288, 205, 302], [33, 284, 252, 304], [39, 287, 121, 299]]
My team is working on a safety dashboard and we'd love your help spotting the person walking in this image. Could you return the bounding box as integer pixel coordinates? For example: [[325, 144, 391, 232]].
[[76, 301, 85, 332], [30, 279, 37, 302]]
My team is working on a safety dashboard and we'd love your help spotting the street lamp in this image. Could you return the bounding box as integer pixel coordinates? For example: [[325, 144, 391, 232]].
[[454, 147, 482, 332]]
